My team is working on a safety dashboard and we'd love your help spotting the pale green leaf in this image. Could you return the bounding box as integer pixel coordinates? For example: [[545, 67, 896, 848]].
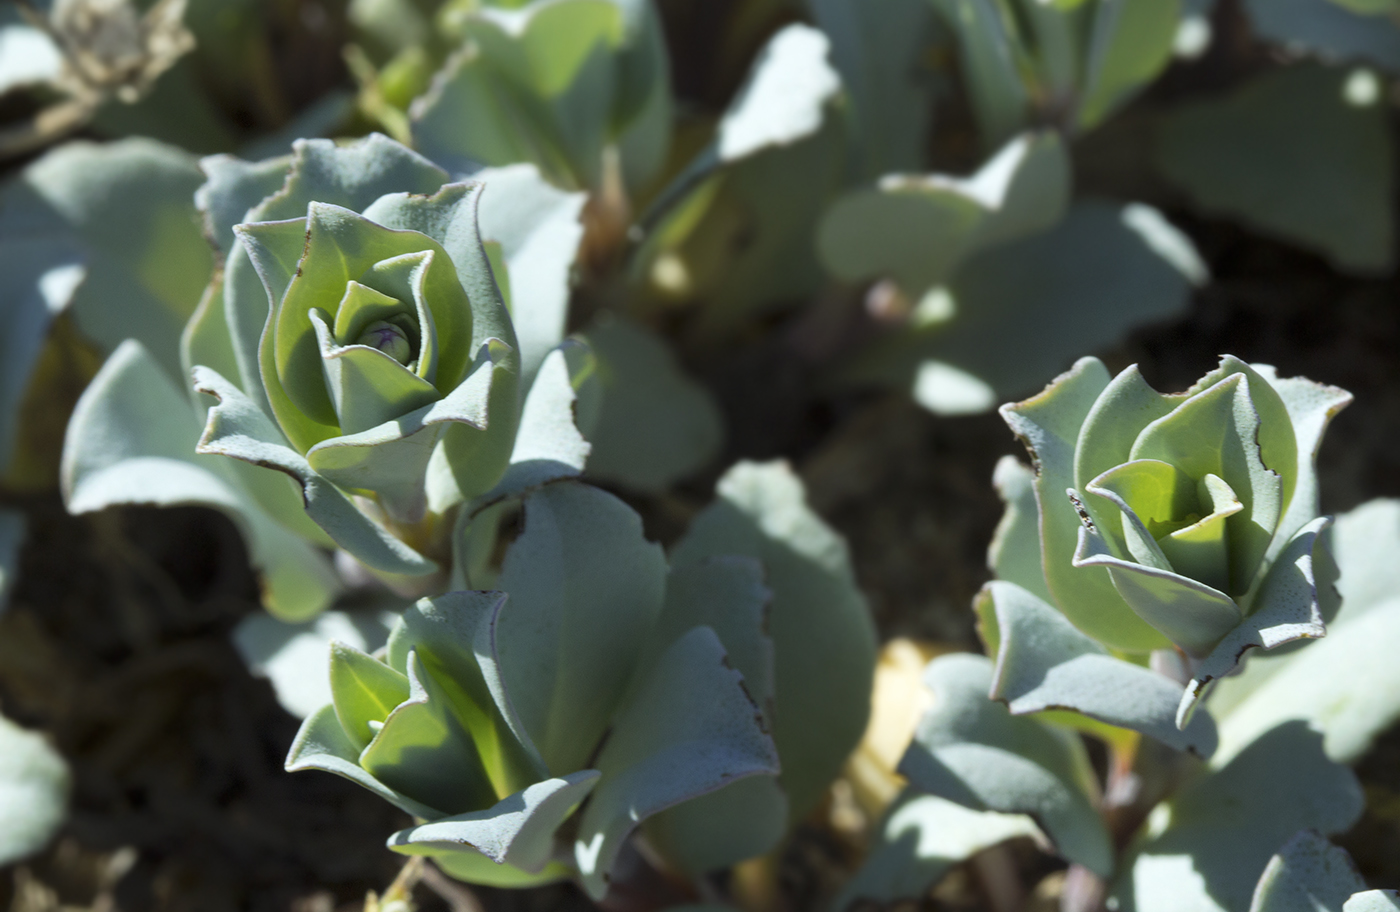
[[395, 591, 549, 799], [928, 0, 1030, 147], [808, 0, 941, 179], [988, 456, 1053, 605], [1181, 518, 1331, 728], [329, 641, 412, 752], [638, 557, 783, 874], [841, 202, 1200, 419], [233, 608, 400, 719], [285, 704, 443, 820], [996, 355, 1168, 652], [472, 165, 587, 386], [1077, 0, 1182, 129], [2, 138, 213, 385], [818, 131, 1070, 295], [64, 342, 342, 621], [359, 651, 498, 816], [1346, 892, 1400, 912]]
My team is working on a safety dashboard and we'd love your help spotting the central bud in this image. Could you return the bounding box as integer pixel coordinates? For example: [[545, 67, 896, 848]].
[[357, 320, 413, 365]]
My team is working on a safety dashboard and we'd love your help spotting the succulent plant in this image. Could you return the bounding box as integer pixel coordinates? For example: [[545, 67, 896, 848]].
[[835, 359, 1400, 912], [290, 463, 876, 895], [997, 355, 1351, 722]]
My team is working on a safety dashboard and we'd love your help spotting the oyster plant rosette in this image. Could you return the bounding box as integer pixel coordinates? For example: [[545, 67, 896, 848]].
[[867, 357, 1364, 911], [188, 135, 531, 586], [993, 355, 1351, 724]]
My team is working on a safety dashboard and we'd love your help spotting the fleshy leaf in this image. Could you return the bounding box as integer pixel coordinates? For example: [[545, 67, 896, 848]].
[[285, 703, 443, 820], [1210, 502, 1400, 765], [1249, 829, 1365, 912], [573, 626, 780, 900], [818, 131, 1070, 295], [986, 581, 1218, 756], [63, 342, 342, 621], [359, 651, 498, 816], [388, 770, 600, 873], [998, 356, 1168, 651], [2, 138, 213, 385], [1130, 372, 1282, 595], [1077, 0, 1181, 129], [494, 481, 667, 775], [0, 713, 69, 866], [1111, 722, 1362, 912], [214, 135, 448, 405], [233, 608, 400, 719], [639, 557, 783, 874], [579, 316, 723, 493], [899, 654, 1113, 877], [1179, 518, 1331, 728], [988, 457, 1054, 604], [1155, 64, 1394, 274], [843, 202, 1200, 420], [808, 0, 940, 179], [306, 345, 497, 524], [497, 343, 592, 495], [713, 24, 842, 163], [834, 790, 1040, 909], [395, 592, 548, 799], [471, 165, 587, 385], [191, 365, 438, 577], [927, 0, 1030, 148], [329, 641, 411, 752], [672, 461, 877, 824], [1074, 518, 1242, 658], [1346, 893, 1400, 912]]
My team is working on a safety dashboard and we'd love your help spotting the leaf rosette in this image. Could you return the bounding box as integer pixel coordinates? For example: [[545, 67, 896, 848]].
[[187, 135, 530, 581], [997, 356, 1352, 724]]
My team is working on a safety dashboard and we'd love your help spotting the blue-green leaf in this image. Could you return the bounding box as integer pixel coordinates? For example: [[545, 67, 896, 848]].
[[672, 461, 877, 824], [64, 342, 343, 621], [191, 365, 438, 577], [899, 654, 1113, 877], [1249, 830, 1365, 912], [1112, 722, 1362, 912], [985, 580, 1218, 755], [388, 770, 599, 872], [573, 626, 780, 900], [495, 481, 667, 775]]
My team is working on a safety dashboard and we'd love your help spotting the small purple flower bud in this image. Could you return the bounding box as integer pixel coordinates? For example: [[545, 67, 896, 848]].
[[356, 320, 413, 365]]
